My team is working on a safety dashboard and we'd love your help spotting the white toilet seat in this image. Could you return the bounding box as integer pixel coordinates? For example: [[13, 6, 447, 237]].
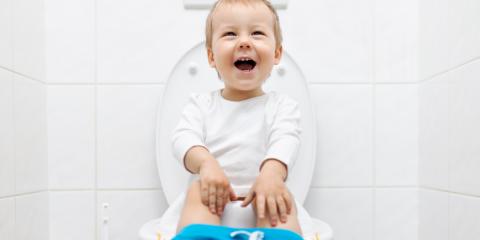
[[139, 42, 333, 240]]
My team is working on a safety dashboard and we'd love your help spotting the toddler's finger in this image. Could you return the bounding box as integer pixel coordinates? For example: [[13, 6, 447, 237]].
[[277, 196, 288, 223], [228, 185, 237, 201], [283, 192, 293, 214], [200, 181, 209, 206], [221, 188, 230, 214], [209, 185, 217, 214], [216, 186, 224, 215], [241, 189, 254, 207], [256, 195, 266, 219], [267, 196, 278, 226]]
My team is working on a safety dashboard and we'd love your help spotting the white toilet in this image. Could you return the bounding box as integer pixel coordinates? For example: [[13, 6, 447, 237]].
[[139, 42, 333, 240]]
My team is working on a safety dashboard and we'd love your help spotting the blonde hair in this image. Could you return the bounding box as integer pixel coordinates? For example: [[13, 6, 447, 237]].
[[205, 0, 283, 50]]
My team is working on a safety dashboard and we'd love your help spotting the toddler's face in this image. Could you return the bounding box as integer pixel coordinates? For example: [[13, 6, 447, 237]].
[[208, 2, 282, 99]]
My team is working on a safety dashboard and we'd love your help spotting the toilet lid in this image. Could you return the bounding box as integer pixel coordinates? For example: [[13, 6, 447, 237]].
[[156, 42, 316, 205]]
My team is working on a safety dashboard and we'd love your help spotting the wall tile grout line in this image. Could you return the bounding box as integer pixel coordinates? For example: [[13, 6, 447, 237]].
[[310, 185, 419, 189], [12, 80, 422, 86], [47, 81, 417, 86], [12, 68, 16, 200], [10, 0, 14, 80], [419, 186, 480, 199], [94, 0, 98, 237], [9, 0, 17, 233], [47, 82, 166, 86], [13, 194, 16, 239], [47, 188, 163, 192], [0, 66, 46, 84], [308, 81, 418, 85], [371, 0, 377, 239], [446, 50, 451, 240], [418, 56, 480, 84], [447, 193, 450, 240], [309, 186, 419, 190], [0, 190, 48, 200], [11, 40, 17, 236]]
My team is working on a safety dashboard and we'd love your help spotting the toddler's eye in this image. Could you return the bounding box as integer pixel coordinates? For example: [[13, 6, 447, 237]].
[[223, 32, 236, 37], [252, 31, 265, 36]]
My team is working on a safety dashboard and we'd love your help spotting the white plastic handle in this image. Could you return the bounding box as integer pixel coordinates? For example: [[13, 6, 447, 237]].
[[230, 230, 264, 240]]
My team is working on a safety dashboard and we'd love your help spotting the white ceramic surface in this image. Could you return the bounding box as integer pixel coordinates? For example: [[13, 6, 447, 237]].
[[13, 0, 45, 81], [13, 74, 47, 194], [310, 84, 373, 187], [0, 69, 14, 197], [97, 85, 163, 189], [47, 86, 95, 189], [45, 0, 95, 83]]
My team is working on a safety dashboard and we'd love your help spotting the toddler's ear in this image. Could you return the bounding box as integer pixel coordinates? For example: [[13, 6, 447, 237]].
[[274, 46, 283, 65], [207, 48, 216, 68]]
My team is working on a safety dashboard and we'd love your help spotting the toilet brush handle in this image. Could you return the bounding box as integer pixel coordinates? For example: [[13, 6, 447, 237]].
[[102, 217, 109, 240]]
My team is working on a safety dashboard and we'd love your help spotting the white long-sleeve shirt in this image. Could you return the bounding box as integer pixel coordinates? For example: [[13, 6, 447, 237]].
[[172, 89, 301, 196]]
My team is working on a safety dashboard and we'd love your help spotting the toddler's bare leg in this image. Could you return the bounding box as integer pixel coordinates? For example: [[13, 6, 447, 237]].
[[254, 197, 302, 235], [176, 180, 221, 233]]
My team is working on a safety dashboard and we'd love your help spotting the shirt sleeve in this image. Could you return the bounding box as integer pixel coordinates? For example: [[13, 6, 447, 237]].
[[171, 94, 208, 168], [263, 95, 302, 171]]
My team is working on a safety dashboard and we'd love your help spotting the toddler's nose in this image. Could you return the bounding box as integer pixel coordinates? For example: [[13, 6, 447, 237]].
[[238, 38, 252, 49], [240, 42, 251, 48], [239, 43, 251, 49]]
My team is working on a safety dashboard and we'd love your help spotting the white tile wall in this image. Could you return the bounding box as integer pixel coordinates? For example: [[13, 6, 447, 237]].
[[374, 189, 418, 240], [311, 84, 373, 186], [0, 198, 15, 240], [96, 190, 168, 240], [47, 86, 95, 189], [15, 192, 49, 240], [305, 188, 373, 240], [1, 0, 455, 239], [418, 0, 450, 80], [49, 191, 95, 240], [448, 60, 480, 196], [286, 0, 373, 83], [419, 0, 480, 238], [13, 74, 47, 194], [449, 193, 480, 240], [0, 69, 14, 197], [375, 84, 418, 186], [448, 0, 480, 68], [12, 0, 45, 81], [419, 0, 480, 81], [3, 0, 49, 235], [419, 74, 450, 190], [97, 85, 163, 189], [97, 0, 208, 83], [374, 0, 417, 83], [45, 0, 95, 83], [419, 189, 448, 240], [0, 0, 13, 69]]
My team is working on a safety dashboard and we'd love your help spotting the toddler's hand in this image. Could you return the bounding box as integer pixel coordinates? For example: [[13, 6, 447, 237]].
[[241, 161, 292, 226], [199, 159, 237, 216]]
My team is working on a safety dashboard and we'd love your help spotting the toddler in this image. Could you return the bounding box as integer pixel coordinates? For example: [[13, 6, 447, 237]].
[[169, 0, 303, 238]]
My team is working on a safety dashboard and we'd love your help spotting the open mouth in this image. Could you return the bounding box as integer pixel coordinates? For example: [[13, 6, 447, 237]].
[[234, 58, 256, 71]]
